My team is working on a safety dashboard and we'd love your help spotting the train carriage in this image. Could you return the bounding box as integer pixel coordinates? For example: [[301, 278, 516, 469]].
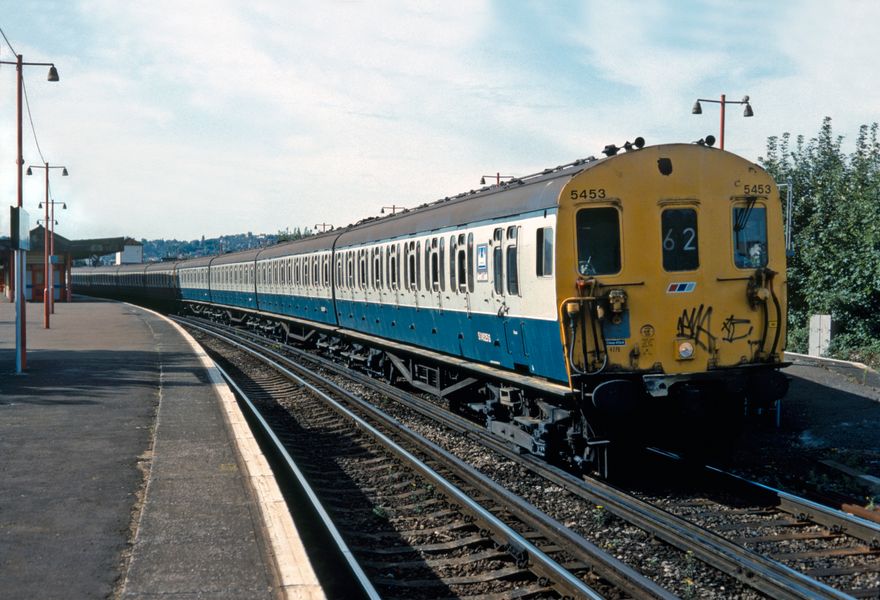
[[72, 264, 120, 298], [211, 249, 260, 310], [72, 140, 789, 472], [116, 263, 149, 303], [555, 144, 787, 423], [255, 235, 336, 325], [177, 256, 212, 304], [332, 183, 567, 383], [143, 261, 180, 310]]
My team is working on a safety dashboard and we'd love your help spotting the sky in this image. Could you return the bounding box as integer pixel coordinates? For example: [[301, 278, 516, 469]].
[[0, 0, 878, 242]]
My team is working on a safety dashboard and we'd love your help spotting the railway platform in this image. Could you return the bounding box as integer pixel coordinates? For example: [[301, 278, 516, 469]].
[[0, 298, 323, 600]]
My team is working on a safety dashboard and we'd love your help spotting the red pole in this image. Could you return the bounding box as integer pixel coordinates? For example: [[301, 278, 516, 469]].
[[719, 93, 726, 150]]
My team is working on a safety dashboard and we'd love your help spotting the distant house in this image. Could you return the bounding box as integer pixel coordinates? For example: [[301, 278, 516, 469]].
[[116, 238, 143, 264]]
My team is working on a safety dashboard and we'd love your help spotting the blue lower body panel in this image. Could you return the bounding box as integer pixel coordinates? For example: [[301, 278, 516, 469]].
[[181, 287, 211, 303], [212, 289, 258, 310], [212, 290, 567, 384], [336, 299, 568, 383]]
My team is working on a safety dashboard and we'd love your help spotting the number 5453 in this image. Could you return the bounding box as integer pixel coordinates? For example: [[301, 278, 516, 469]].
[[570, 188, 606, 200]]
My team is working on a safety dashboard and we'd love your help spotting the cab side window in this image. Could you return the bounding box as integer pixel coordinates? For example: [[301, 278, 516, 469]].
[[733, 205, 768, 268], [576, 208, 620, 275]]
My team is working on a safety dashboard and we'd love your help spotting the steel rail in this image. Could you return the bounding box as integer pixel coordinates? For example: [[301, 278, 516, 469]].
[[309, 352, 854, 600], [179, 317, 607, 600], [181, 316, 856, 600], [706, 465, 880, 548], [212, 362, 381, 600], [648, 447, 880, 548]]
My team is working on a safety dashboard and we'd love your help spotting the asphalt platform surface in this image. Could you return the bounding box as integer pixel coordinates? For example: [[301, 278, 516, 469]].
[[0, 298, 277, 599]]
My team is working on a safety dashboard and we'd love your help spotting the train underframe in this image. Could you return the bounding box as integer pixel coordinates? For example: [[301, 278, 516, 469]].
[[183, 300, 789, 477]]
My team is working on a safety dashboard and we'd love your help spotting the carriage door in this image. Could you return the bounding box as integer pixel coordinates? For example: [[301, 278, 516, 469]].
[[30, 266, 43, 301], [495, 226, 524, 356]]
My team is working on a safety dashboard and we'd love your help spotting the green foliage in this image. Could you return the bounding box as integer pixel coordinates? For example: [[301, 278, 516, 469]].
[[276, 227, 314, 243], [760, 118, 880, 361]]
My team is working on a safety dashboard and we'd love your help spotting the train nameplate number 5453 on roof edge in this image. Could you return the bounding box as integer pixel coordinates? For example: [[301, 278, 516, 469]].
[[743, 183, 772, 195], [570, 188, 606, 200]]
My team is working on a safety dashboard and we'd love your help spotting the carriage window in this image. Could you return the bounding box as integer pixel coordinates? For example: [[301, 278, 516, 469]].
[[430, 240, 440, 291], [466, 233, 474, 293], [449, 236, 457, 291], [405, 243, 415, 291], [373, 249, 382, 288], [439, 237, 445, 292], [576, 207, 621, 275], [425, 240, 432, 291], [661, 209, 699, 271], [388, 245, 398, 290], [416, 241, 422, 291], [536, 227, 553, 276], [506, 227, 519, 295], [359, 250, 367, 289], [733, 205, 768, 268], [493, 228, 503, 295]]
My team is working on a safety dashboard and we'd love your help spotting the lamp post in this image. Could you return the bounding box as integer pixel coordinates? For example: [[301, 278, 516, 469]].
[[0, 53, 60, 371], [691, 94, 753, 150], [49, 199, 68, 310], [37, 198, 67, 312], [29, 163, 68, 328], [480, 172, 515, 186]]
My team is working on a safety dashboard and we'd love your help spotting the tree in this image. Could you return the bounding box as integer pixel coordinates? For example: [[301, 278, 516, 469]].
[[276, 227, 314, 243], [760, 118, 880, 363]]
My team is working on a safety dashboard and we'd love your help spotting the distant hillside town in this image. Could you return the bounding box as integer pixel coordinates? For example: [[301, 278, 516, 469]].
[[97, 228, 314, 265]]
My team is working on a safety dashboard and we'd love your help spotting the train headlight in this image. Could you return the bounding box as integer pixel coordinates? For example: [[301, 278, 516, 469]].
[[676, 341, 695, 360]]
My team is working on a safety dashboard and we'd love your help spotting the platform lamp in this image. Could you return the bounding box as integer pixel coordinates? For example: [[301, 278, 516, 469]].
[[50, 198, 67, 311], [691, 94, 753, 150], [480, 173, 515, 186], [29, 163, 68, 329], [35, 195, 68, 313], [0, 53, 60, 371]]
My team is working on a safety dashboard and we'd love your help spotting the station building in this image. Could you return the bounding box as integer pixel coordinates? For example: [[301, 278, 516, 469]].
[[0, 228, 131, 302]]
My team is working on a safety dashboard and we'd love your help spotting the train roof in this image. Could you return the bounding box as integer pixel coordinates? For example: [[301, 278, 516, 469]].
[[116, 263, 149, 274], [334, 161, 590, 247], [144, 261, 179, 272], [176, 255, 213, 269], [211, 247, 263, 265], [256, 232, 337, 259], [72, 264, 119, 273]]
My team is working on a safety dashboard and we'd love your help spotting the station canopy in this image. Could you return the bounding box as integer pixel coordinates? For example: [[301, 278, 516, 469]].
[[0, 227, 128, 260]]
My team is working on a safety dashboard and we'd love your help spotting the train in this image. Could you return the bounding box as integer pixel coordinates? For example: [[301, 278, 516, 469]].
[[74, 140, 789, 474]]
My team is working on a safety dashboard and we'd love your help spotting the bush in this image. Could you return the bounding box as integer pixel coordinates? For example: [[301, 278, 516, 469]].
[[760, 119, 880, 363]]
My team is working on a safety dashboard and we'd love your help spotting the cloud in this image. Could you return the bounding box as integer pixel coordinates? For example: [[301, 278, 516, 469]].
[[1, 1, 878, 241]]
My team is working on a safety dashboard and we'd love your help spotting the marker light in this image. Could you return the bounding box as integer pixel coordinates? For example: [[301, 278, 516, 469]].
[[677, 341, 695, 360]]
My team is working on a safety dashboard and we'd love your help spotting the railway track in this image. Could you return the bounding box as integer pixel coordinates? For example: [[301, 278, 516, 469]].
[[638, 449, 880, 598], [179, 316, 670, 599], [179, 315, 880, 599]]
